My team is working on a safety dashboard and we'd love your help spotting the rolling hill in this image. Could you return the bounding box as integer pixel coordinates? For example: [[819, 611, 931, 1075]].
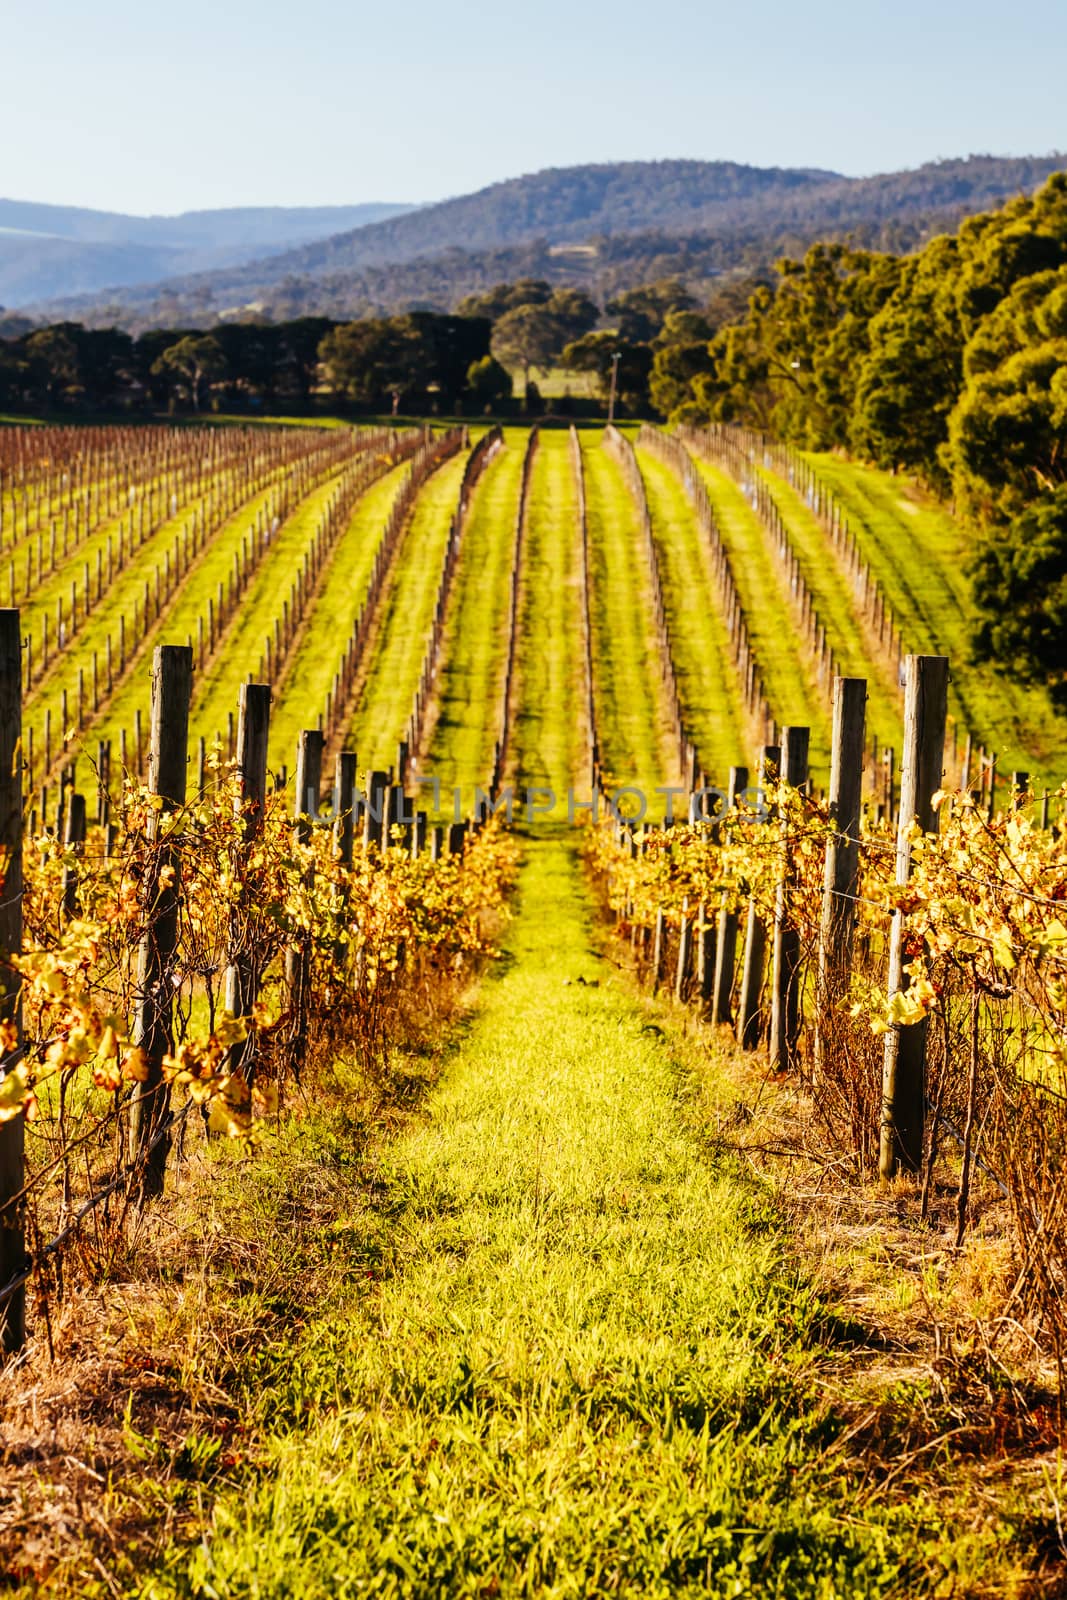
[[15, 153, 1066, 329], [0, 199, 415, 307]]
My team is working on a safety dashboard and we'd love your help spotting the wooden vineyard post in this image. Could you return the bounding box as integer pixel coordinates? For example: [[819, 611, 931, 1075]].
[[334, 751, 358, 866], [697, 902, 715, 1004], [363, 770, 388, 849], [61, 792, 87, 920], [0, 612, 24, 1351], [769, 727, 810, 1073], [285, 730, 323, 1080], [737, 746, 779, 1050], [224, 684, 271, 1082], [651, 906, 666, 995], [880, 656, 949, 1181], [130, 645, 193, 1200], [815, 678, 867, 1070], [710, 765, 748, 1025], [674, 898, 692, 1001]]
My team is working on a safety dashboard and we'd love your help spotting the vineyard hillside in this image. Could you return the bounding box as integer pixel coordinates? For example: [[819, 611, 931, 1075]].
[[0, 416, 1066, 1596]]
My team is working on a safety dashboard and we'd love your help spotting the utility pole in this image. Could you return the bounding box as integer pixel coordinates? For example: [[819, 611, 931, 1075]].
[[607, 351, 621, 424]]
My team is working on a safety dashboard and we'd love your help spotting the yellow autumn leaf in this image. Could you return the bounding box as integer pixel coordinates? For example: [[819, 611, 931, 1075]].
[[0, 1062, 30, 1122], [122, 1047, 150, 1083]]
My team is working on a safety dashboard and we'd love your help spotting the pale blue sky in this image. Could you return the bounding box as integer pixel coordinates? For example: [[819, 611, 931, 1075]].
[[3, 0, 1063, 215]]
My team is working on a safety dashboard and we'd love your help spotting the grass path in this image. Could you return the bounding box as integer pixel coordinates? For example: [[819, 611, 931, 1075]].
[[636, 446, 748, 783], [268, 460, 410, 767], [191, 472, 345, 748], [689, 459, 831, 779], [344, 452, 470, 773], [510, 431, 583, 817], [807, 456, 1066, 784], [757, 469, 904, 758], [585, 437, 679, 804], [77, 479, 285, 759], [424, 439, 524, 814], [154, 831, 1008, 1598]]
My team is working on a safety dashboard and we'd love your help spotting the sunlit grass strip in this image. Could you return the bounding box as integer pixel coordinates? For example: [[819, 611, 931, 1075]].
[[690, 457, 831, 778], [423, 439, 525, 815], [190, 473, 350, 747], [755, 466, 904, 754], [583, 436, 680, 804], [268, 462, 411, 767], [509, 430, 583, 818], [61, 477, 287, 769], [158, 834, 1012, 1600], [806, 455, 1065, 784], [346, 451, 470, 774], [636, 445, 748, 784]]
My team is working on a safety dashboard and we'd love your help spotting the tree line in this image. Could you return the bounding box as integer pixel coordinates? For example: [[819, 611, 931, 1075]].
[[0, 280, 735, 417], [656, 173, 1067, 703]]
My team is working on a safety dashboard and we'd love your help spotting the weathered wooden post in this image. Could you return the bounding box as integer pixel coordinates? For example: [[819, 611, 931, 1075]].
[[130, 645, 193, 1199], [737, 746, 780, 1050], [0, 612, 24, 1350], [769, 727, 810, 1073], [697, 901, 715, 1003], [224, 683, 271, 1082], [285, 729, 324, 1080], [61, 792, 86, 920], [674, 898, 692, 1001], [651, 906, 666, 994], [334, 751, 358, 866], [880, 656, 949, 1180], [710, 765, 749, 1025], [815, 678, 867, 1070], [362, 770, 388, 849]]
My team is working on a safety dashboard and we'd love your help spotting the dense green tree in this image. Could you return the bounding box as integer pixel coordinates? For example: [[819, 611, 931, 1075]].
[[398, 312, 491, 406], [274, 317, 337, 401], [24, 325, 82, 405], [850, 239, 962, 484], [209, 322, 279, 403], [971, 485, 1067, 702], [607, 279, 694, 342], [455, 280, 553, 320], [561, 332, 651, 411], [490, 291, 597, 386], [948, 268, 1067, 524], [318, 319, 416, 407], [466, 354, 512, 404], [648, 336, 715, 421], [150, 335, 227, 411], [490, 304, 559, 387]]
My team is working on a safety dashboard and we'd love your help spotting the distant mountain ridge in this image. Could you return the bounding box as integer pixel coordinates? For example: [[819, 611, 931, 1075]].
[[0, 199, 415, 306], [14, 154, 1067, 329]]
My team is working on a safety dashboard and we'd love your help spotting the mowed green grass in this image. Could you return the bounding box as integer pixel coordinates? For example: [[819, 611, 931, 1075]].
[[22, 464, 247, 717], [758, 469, 904, 758], [636, 446, 749, 784], [268, 460, 411, 768], [63, 478, 287, 768], [345, 450, 470, 774], [509, 432, 584, 819], [149, 834, 1016, 1599], [191, 471, 346, 749], [689, 459, 831, 779], [584, 437, 680, 806], [806, 455, 1066, 786], [423, 437, 525, 815]]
